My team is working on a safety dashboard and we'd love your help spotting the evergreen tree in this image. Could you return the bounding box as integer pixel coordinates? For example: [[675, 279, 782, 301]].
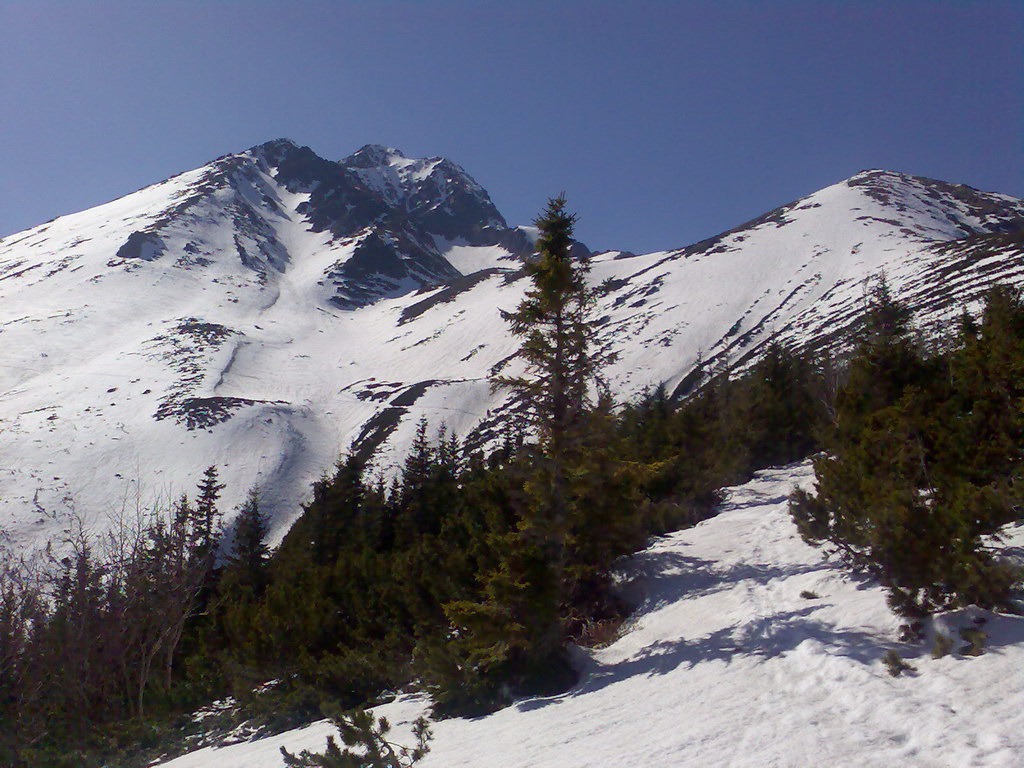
[[280, 708, 430, 768], [949, 285, 1024, 514], [497, 197, 609, 665], [496, 195, 613, 451], [225, 487, 270, 596], [790, 281, 1022, 614], [302, 455, 373, 562], [394, 419, 437, 545], [499, 195, 613, 595], [193, 465, 225, 562], [742, 340, 822, 468], [423, 197, 621, 713]]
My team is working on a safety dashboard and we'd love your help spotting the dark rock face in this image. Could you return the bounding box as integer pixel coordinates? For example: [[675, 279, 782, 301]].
[[248, 140, 523, 307], [116, 231, 166, 261], [324, 229, 462, 310], [110, 139, 582, 310]]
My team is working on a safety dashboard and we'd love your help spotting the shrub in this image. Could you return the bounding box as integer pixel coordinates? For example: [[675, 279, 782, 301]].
[[958, 627, 988, 657], [791, 283, 1024, 615], [882, 649, 915, 677], [280, 709, 431, 768], [931, 632, 954, 659]]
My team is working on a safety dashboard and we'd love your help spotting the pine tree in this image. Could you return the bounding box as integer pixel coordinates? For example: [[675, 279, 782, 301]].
[[790, 280, 1022, 614], [225, 487, 270, 596], [395, 419, 436, 546], [498, 197, 611, 662], [950, 285, 1024, 513], [424, 197, 617, 713], [742, 340, 823, 468], [193, 465, 225, 562], [280, 708, 430, 768], [496, 195, 612, 451]]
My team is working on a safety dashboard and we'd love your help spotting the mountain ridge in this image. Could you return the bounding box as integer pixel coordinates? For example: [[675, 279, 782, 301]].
[[1, 141, 1022, 548]]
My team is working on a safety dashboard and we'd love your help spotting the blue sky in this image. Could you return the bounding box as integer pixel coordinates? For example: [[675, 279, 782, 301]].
[[2, 1, 1021, 253]]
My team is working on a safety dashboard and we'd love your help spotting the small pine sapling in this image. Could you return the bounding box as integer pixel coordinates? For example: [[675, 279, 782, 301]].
[[931, 632, 954, 659], [280, 709, 431, 768], [958, 627, 988, 657], [882, 649, 916, 677]]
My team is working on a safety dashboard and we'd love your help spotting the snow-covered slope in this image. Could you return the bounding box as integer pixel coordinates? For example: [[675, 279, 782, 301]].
[[1, 142, 1023, 547], [155, 463, 1024, 768]]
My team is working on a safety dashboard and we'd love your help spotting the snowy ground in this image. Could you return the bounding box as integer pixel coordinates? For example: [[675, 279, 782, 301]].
[[157, 462, 1024, 768]]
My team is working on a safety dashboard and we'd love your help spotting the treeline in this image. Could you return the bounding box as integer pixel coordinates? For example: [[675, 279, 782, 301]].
[[0, 467, 255, 765]]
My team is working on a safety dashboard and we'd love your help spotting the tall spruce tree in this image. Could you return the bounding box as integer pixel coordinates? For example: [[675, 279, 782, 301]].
[[496, 195, 610, 655], [425, 197, 617, 713], [497, 195, 611, 450], [225, 487, 270, 596], [193, 465, 225, 562]]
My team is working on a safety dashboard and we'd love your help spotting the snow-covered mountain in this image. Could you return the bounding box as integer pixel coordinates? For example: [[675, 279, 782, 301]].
[[1, 141, 1022, 547], [155, 463, 1024, 768]]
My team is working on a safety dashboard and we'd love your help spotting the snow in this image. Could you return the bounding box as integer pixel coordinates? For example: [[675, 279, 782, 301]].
[[516, 224, 540, 244], [347, 148, 445, 206], [0, 149, 1022, 550], [430, 236, 516, 275], [155, 462, 1024, 768]]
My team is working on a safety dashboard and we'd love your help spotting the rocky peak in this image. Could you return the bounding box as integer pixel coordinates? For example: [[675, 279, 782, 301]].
[[342, 144, 409, 169]]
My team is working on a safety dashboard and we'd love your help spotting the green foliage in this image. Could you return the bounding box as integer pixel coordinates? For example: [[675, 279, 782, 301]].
[[882, 649, 915, 677], [0, 462, 239, 765], [495, 195, 613, 444], [931, 632, 953, 659], [193, 465, 225, 560], [418, 198, 640, 714], [280, 709, 431, 768], [225, 487, 270, 593], [791, 281, 1024, 615], [621, 340, 828, 534], [958, 626, 988, 656]]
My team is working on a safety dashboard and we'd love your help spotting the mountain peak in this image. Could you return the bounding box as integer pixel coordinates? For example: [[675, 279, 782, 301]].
[[846, 168, 897, 181], [254, 137, 299, 151], [245, 137, 314, 171], [344, 144, 409, 169], [247, 137, 300, 159]]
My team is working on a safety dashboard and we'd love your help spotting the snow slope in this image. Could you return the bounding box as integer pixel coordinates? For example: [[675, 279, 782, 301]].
[[1, 141, 1023, 548], [156, 462, 1024, 768]]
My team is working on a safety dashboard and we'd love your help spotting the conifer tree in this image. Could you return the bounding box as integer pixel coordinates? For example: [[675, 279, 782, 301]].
[[193, 465, 225, 561], [790, 280, 1021, 614], [225, 487, 270, 596], [395, 419, 435, 545], [313, 455, 371, 560], [280, 708, 430, 768], [498, 196, 610, 658], [497, 195, 612, 452], [425, 197, 618, 713], [742, 340, 822, 468]]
